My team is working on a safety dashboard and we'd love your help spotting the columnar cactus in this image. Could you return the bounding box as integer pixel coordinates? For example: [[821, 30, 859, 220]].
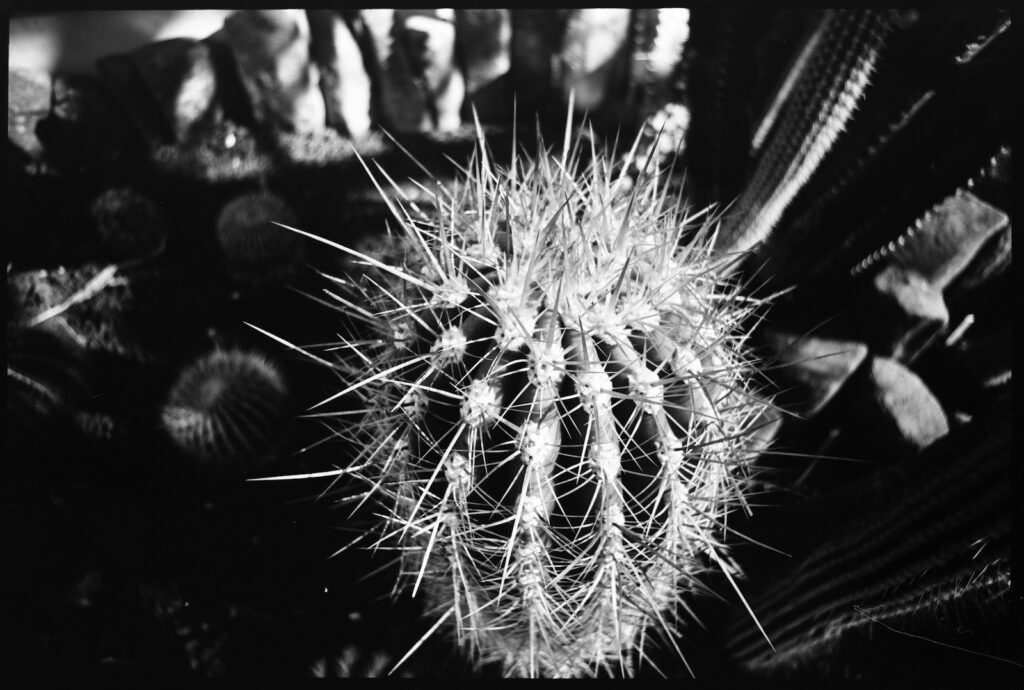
[[303, 121, 774, 677]]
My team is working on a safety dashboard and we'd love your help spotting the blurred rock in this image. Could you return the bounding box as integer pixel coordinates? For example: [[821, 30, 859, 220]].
[[131, 38, 221, 142], [307, 11, 373, 140], [360, 9, 432, 133], [511, 10, 566, 113], [8, 67, 51, 157], [760, 328, 869, 418], [218, 10, 326, 134], [864, 264, 949, 361], [947, 221, 1011, 297], [890, 190, 1009, 290], [846, 356, 949, 458], [557, 9, 632, 112], [399, 9, 464, 132], [36, 74, 144, 174], [456, 10, 511, 105], [97, 52, 172, 146]]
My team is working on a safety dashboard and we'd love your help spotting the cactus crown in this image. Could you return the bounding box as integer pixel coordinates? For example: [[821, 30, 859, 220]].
[[306, 117, 774, 677]]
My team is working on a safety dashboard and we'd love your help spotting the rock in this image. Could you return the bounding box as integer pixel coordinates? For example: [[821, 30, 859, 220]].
[[219, 10, 326, 134], [510, 10, 566, 112], [557, 9, 633, 111], [307, 11, 373, 140], [864, 265, 949, 361], [890, 191, 1009, 290], [8, 67, 52, 157], [946, 221, 1012, 297], [360, 9, 432, 133], [760, 328, 869, 417], [398, 9, 464, 132], [36, 74, 144, 174], [849, 357, 950, 458], [97, 52, 172, 146], [130, 38, 221, 142], [454, 10, 511, 122], [456, 10, 511, 95]]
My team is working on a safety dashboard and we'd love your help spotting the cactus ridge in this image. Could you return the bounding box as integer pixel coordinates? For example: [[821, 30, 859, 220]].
[[318, 120, 775, 677], [718, 9, 891, 256]]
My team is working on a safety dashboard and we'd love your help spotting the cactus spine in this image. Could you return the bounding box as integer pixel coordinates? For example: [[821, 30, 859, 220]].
[[304, 119, 774, 677]]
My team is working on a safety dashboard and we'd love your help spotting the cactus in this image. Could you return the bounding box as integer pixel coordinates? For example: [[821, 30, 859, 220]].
[[725, 396, 1011, 675], [293, 117, 776, 677], [215, 191, 305, 287], [162, 349, 290, 470], [750, 11, 1012, 290], [90, 187, 169, 262], [715, 10, 892, 257]]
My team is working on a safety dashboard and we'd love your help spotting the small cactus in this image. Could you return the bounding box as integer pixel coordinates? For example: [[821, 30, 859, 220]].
[[162, 349, 290, 470], [215, 191, 305, 287], [90, 187, 169, 262], [305, 119, 775, 677], [716, 9, 892, 257]]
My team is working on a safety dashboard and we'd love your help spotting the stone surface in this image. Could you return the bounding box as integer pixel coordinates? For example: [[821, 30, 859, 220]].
[[307, 11, 373, 140], [131, 38, 221, 142], [97, 51, 175, 146], [891, 191, 1009, 290], [456, 10, 511, 95], [557, 9, 633, 111], [360, 9, 432, 134], [857, 356, 949, 457], [399, 9, 464, 132], [8, 67, 52, 157], [37, 73, 144, 173], [760, 328, 870, 417], [865, 265, 949, 361], [947, 221, 1012, 297], [510, 10, 566, 112], [455, 10, 511, 122], [219, 10, 326, 134]]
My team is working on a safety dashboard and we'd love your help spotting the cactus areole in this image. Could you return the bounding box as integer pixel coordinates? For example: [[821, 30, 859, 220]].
[[300, 119, 774, 677]]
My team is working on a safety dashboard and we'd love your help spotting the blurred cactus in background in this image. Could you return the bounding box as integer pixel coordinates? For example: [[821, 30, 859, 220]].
[[162, 349, 291, 472]]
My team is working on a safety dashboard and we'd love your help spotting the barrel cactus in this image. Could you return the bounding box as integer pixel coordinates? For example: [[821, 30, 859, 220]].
[[162, 348, 291, 471], [299, 120, 775, 677]]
